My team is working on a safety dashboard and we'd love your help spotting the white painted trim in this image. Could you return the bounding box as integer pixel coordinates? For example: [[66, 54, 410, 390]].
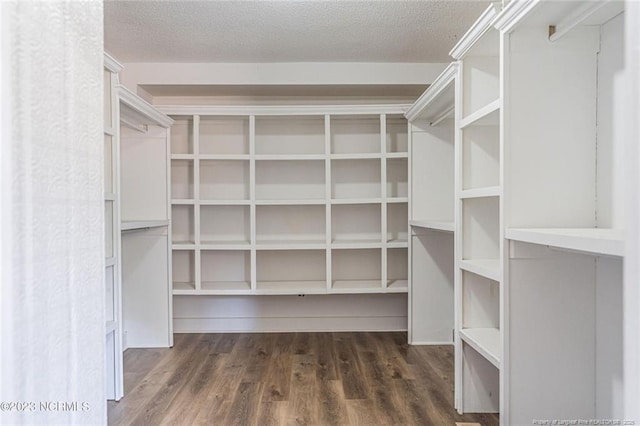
[[410, 341, 455, 346], [158, 104, 411, 117], [104, 52, 123, 74], [405, 62, 457, 122], [118, 85, 174, 128], [449, 4, 500, 60], [493, 0, 541, 33], [549, 0, 621, 42]]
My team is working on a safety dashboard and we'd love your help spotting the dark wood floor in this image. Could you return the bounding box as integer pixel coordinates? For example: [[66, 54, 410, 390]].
[[108, 332, 499, 426]]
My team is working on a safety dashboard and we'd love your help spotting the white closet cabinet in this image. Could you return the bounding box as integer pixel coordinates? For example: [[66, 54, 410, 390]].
[[119, 87, 174, 349], [495, 0, 625, 423], [451, 4, 503, 415], [104, 53, 123, 401], [405, 64, 456, 345], [162, 107, 410, 296]]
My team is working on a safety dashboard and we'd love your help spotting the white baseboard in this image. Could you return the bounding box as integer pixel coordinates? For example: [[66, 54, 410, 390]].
[[173, 315, 408, 333], [409, 340, 454, 346]]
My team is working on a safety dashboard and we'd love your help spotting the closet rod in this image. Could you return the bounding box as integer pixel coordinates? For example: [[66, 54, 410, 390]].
[[548, 0, 613, 42], [430, 106, 454, 127]]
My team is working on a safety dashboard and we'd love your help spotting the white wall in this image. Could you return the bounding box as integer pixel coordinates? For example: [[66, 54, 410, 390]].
[[0, 1, 105, 424]]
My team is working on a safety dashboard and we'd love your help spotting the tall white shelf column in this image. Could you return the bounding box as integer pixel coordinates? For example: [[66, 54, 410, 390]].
[[405, 63, 457, 345]]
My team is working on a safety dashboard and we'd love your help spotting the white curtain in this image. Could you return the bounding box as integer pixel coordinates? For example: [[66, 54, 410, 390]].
[[1, 1, 105, 424]]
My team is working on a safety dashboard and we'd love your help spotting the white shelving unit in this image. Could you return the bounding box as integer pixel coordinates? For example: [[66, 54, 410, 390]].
[[405, 63, 457, 345], [163, 107, 409, 296], [103, 52, 123, 402], [450, 3, 502, 416], [495, 0, 626, 423], [118, 85, 174, 350]]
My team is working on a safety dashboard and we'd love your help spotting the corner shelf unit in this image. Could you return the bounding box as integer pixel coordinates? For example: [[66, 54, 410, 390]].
[[103, 52, 123, 402], [495, 0, 626, 423], [450, 3, 503, 417], [163, 107, 410, 296], [405, 63, 457, 346]]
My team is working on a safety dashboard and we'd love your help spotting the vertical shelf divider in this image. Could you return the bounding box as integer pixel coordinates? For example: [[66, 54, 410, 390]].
[[249, 115, 257, 290], [193, 115, 201, 291], [325, 114, 332, 290], [380, 113, 388, 288]]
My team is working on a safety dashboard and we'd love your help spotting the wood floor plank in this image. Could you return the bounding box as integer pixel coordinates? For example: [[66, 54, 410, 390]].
[[108, 332, 499, 426], [286, 354, 318, 426]]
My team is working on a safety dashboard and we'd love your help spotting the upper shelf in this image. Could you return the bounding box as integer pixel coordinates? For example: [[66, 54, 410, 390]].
[[121, 220, 170, 231], [410, 220, 454, 233], [495, 0, 624, 37], [505, 228, 624, 257], [404, 63, 457, 124], [119, 85, 174, 130]]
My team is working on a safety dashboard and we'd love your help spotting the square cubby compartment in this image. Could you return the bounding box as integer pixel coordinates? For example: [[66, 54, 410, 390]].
[[201, 250, 251, 291], [256, 160, 325, 201], [172, 205, 195, 244], [387, 203, 408, 243], [462, 123, 499, 190], [170, 116, 194, 154], [387, 158, 408, 198], [462, 197, 500, 261], [200, 116, 249, 155], [462, 270, 499, 331], [462, 55, 499, 118], [332, 159, 381, 199], [331, 115, 380, 154], [171, 159, 194, 200], [257, 205, 325, 244], [332, 204, 381, 244], [256, 250, 326, 293], [387, 248, 408, 289], [172, 250, 195, 291], [256, 116, 325, 155], [201, 205, 250, 245], [331, 248, 382, 291], [386, 115, 408, 153], [200, 160, 249, 201]]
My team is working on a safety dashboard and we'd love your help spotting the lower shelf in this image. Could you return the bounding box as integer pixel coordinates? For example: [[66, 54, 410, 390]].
[[256, 280, 327, 294], [459, 327, 501, 368], [460, 259, 501, 282], [172, 280, 409, 295], [173, 281, 251, 295]]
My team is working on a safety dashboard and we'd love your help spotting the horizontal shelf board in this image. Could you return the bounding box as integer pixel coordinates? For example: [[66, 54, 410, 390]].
[[199, 200, 251, 205], [159, 104, 412, 117], [387, 279, 409, 291], [104, 126, 116, 136], [104, 192, 116, 201], [121, 220, 169, 231], [171, 154, 195, 160], [255, 199, 326, 206], [105, 257, 116, 267], [459, 327, 501, 369], [105, 321, 117, 335], [200, 154, 250, 161], [172, 199, 195, 205], [459, 186, 501, 199], [409, 220, 455, 232], [386, 152, 409, 158], [201, 241, 251, 250], [387, 197, 409, 204], [331, 198, 382, 205], [331, 280, 383, 291], [256, 240, 326, 250], [331, 240, 383, 249], [256, 154, 325, 161], [172, 243, 196, 250], [459, 99, 500, 129], [460, 259, 502, 282], [505, 228, 624, 257], [173, 281, 195, 292], [387, 240, 409, 248], [255, 280, 327, 294], [330, 153, 381, 160]]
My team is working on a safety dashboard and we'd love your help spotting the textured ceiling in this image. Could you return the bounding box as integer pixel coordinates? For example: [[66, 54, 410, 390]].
[[104, 1, 490, 63]]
